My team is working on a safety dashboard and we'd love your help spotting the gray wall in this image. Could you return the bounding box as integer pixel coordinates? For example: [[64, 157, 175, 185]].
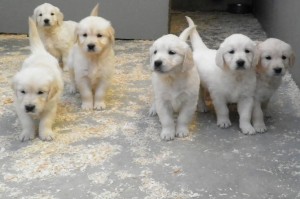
[[0, 0, 170, 40], [253, 0, 300, 87]]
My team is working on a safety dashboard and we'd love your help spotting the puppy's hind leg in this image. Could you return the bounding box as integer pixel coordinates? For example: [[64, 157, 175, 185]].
[[156, 101, 175, 141], [148, 102, 157, 116], [68, 66, 77, 94], [197, 86, 208, 113]]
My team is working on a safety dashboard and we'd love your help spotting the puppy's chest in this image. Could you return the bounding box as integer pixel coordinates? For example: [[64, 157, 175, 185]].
[[255, 78, 281, 102]]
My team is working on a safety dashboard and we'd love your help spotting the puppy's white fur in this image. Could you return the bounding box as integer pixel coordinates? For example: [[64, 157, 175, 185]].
[[252, 38, 295, 133], [33, 3, 77, 71], [186, 16, 258, 135], [12, 18, 63, 141], [149, 27, 200, 141], [68, 16, 115, 110]]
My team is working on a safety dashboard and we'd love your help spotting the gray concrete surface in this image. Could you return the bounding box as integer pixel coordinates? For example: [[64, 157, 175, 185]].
[[0, 11, 299, 198]]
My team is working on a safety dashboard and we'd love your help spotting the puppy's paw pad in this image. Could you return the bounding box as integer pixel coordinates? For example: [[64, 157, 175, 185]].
[[175, 126, 189, 138], [19, 132, 35, 142], [81, 102, 93, 111], [160, 128, 175, 141], [39, 131, 54, 141], [94, 102, 106, 110], [254, 124, 267, 133], [217, 119, 231, 128], [241, 125, 256, 135]]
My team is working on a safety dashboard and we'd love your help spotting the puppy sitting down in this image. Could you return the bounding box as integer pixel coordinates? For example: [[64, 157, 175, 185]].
[[149, 26, 200, 141], [253, 38, 295, 133], [68, 16, 115, 110], [12, 18, 63, 141], [33, 3, 77, 71]]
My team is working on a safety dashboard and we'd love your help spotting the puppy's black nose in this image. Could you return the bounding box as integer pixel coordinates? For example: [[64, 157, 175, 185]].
[[274, 67, 282, 74], [87, 44, 95, 51], [25, 105, 35, 112], [236, 59, 245, 68], [44, 19, 50, 24], [154, 60, 162, 70]]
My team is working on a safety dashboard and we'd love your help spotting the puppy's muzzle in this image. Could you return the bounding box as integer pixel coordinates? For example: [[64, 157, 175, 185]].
[[154, 60, 163, 72], [87, 44, 96, 52], [25, 104, 35, 113], [273, 67, 282, 75], [236, 59, 245, 69], [44, 19, 50, 26]]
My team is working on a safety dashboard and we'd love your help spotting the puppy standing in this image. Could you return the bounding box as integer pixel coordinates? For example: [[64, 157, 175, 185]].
[[68, 15, 115, 110], [33, 3, 77, 71], [186, 17, 258, 135], [12, 18, 63, 141], [253, 38, 295, 133], [149, 26, 200, 141]]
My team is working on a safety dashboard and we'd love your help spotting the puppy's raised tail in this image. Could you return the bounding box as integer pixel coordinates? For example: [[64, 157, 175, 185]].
[[90, 3, 99, 16], [179, 25, 196, 42], [28, 17, 46, 54], [185, 16, 208, 51]]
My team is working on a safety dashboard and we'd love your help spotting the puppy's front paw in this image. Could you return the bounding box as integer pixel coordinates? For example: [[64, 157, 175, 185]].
[[19, 131, 35, 142], [254, 123, 267, 133], [175, 125, 189, 138], [81, 102, 93, 110], [94, 101, 106, 110], [240, 124, 256, 135], [217, 118, 231, 128], [39, 130, 54, 141], [160, 127, 175, 141]]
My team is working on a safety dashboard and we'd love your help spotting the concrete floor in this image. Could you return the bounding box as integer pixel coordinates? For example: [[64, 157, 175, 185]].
[[0, 12, 300, 198]]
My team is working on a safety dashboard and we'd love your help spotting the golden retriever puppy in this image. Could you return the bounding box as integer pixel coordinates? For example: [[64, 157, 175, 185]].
[[12, 18, 63, 141], [68, 16, 115, 110], [252, 38, 295, 133], [149, 26, 200, 141], [186, 16, 258, 135], [33, 3, 77, 71]]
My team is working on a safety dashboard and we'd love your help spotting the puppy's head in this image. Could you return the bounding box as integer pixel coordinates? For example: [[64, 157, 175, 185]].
[[76, 16, 115, 55], [33, 3, 64, 28], [149, 34, 193, 74], [216, 34, 258, 72], [12, 68, 59, 117], [256, 38, 295, 77]]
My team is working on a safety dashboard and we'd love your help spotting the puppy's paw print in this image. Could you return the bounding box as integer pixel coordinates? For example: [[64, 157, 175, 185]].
[[39, 130, 54, 141], [160, 127, 175, 141], [81, 102, 93, 111], [240, 124, 256, 135], [254, 123, 267, 133], [94, 101, 106, 110], [19, 131, 35, 142], [175, 125, 189, 138], [217, 118, 232, 128]]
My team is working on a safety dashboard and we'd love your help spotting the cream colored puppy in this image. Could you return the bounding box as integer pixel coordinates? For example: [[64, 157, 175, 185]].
[[33, 3, 77, 71], [253, 38, 295, 133], [149, 26, 200, 141], [12, 18, 63, 141], [68, 16, 115, 110], [186, 16, 258, 135]]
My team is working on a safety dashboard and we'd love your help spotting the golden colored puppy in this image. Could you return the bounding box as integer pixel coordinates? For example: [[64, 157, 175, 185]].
[[68, 16, 115, 110], [33, 3, 77, 71], [12, 18, 63, 141], [253, 38, 295, 133]]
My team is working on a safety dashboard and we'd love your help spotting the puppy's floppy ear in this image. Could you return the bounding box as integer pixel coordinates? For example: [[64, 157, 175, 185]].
[[56, 8, 64, 26], [11, 73, 20, 96], [48, 82, 59, 101], [182, 46, 194, 72], [216, 46, 225, 68], [32, 7, 39, 24], [251, 46, 260, 68], [107, 25, 115, 44]]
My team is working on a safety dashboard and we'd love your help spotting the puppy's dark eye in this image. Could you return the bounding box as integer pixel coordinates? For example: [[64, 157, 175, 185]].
[[83, 33, 87, 37], [266, 56, 272, 60], [245, 49, 250, 53], [37, 91, 44, 95], [51, 13, 54, 16], [282, 55, 287, 60], [39, 13, 43, 17], [168, 50, 176, 55], [154, 50, 157, 54], [229, 50, 235, 54], [97, 34, 102, 38], [21, 90, 26, 94]]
